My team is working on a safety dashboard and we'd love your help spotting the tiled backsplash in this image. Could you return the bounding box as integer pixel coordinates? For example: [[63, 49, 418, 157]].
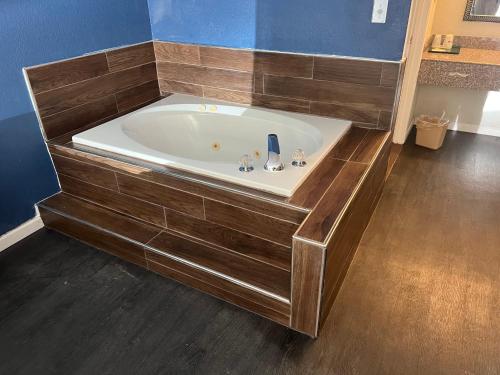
[[26, 41, 404, 140], [454, 36, 500, 51], [155, 42, 402, 131], [25, 42, 160, 140]]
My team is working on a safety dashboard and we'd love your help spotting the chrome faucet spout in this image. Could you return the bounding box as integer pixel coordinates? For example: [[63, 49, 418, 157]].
[[264, 134, 284, 172]]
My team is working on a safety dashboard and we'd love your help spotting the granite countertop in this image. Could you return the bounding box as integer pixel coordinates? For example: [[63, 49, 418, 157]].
[[422, 48, 500, 66]]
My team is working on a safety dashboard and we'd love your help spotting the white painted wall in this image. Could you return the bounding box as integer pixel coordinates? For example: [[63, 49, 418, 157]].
[[414, 87, 500, 137]]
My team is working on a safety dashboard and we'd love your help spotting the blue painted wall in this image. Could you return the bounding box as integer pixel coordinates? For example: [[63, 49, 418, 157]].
[[0, 0, 152, 235], [148, 0, 412, 61], [2, 0, 412, 236]]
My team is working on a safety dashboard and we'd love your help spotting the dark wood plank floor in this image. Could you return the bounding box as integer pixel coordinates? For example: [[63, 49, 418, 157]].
[[1, 130, 499, 375]]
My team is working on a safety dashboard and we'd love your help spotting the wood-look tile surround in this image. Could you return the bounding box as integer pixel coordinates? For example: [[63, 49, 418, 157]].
[[25, 42, 160, 140], [50, 152, 296, 267], [25, 40, 403, 142], [40, 124, 390, 336], [155, 41, 401, 131], [38, 197, 290, 325], [28, 40, 398, 336]]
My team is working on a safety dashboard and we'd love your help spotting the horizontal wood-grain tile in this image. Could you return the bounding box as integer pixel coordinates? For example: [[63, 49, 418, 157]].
[[41, 95, 118, 140], [146, 258, 290, 324], [59, 174, 166, 227], [352, 122, 379, 130], [204, 189, 306, 224], [200, 47, 255, 71], [289, 157, 346, 209], [115, 80, 160, 113], [147, 230, 291, 298], [249, 92, 311, 114], [313, 57, 382, 85], [106, 42, 155, 72], [200, 47, 313, 77], [26, 53, 109, 94], [154, 41, 201, 65], [204, 199, 298, 247], [157, 62, 254, 92], [296, 162, 368, 243], [159, 80, 204, 96], [165, 209, 291, 271], [310, 101, 380, 125], [40, 207, 147, 268], [202, 87, 310, 114], [253, 51, 313, 78], [116, 173, 205, 219], [329, 127, 369, 161], [264, 76, 396, 111], [201, 87, 253, 104], [350, 130, 388, 164], [36, 62, 157, 117], [52, 154, 118, 191], [39, 193, 161, 244], [48, 142, 295, 212], [380, 63, 400, 88]]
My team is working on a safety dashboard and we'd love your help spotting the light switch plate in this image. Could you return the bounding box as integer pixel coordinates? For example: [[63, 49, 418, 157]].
[[372, 0, 388, 23]]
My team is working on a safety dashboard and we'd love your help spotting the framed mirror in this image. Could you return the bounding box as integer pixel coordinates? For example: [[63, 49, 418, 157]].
[[464, 0, 500, 22]]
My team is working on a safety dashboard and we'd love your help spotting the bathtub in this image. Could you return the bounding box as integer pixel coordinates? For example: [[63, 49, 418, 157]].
[[72, 94, 351, 196]]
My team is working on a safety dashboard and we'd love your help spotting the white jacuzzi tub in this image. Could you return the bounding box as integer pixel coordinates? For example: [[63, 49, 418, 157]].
[[72, 94, 351, 196]]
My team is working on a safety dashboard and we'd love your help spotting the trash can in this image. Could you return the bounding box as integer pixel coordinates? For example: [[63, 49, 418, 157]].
[[415, 115, 450, 150]]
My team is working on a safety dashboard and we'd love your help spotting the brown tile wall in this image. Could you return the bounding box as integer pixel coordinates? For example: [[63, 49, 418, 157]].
[[27, 39, 399, 334], [25, 42, 160, 140], [25, 40, 402, 140], [39, 196, 290, 325], [49, 149, 296, 287], [42, 120, 391, 335], [155, 41, 402, 130]]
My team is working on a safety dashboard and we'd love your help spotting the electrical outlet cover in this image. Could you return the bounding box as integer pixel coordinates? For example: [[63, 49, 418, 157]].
[[372, 0, 388, 23]]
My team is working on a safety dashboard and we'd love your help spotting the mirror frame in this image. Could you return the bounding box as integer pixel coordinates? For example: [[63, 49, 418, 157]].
[[464, 0, 500, 22]]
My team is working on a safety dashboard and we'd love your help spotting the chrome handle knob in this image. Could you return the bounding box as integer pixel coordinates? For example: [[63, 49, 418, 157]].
[[292, 149, 306, 167], [239, 154, 254, 172]]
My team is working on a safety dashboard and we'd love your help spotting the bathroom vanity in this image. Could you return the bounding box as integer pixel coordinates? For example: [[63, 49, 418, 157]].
[[419, 48, 500, 90], [419, 37, 500, 90], [25, 41, 401, 337]]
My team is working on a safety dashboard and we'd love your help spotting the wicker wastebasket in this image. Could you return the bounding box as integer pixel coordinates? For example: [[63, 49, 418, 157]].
[[415, 115, 450, 150]]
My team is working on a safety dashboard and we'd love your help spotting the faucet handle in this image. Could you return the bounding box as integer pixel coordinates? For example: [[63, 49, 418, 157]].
[[292, 148, 307, 167], [239, 154, 254, 172]]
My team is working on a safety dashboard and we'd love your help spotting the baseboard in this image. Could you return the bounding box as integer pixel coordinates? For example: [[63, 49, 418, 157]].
[[448, 122, 500, 138], [0, 215, 44, 252]]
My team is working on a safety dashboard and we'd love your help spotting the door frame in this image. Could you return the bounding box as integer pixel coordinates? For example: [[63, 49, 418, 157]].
[[393, 0, 436, 144]]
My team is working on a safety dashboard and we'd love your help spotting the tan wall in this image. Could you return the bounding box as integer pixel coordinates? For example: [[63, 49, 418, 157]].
[[432, 0, 500, 37], [426, 0, 438, 42]]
